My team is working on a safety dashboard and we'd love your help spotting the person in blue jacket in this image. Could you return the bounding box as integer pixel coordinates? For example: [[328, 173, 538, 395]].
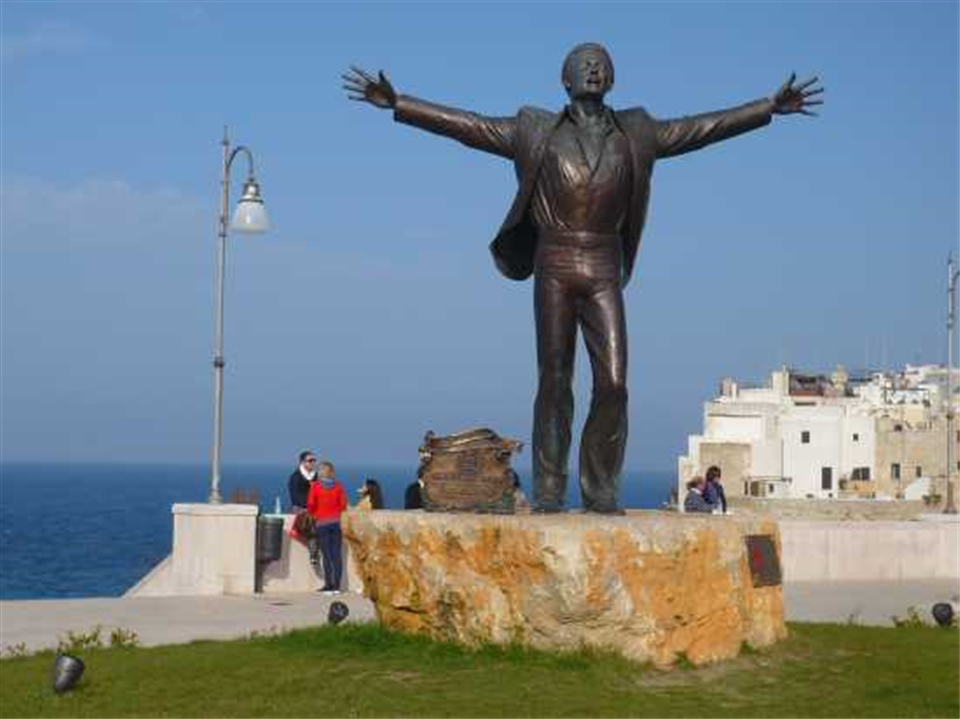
[[703, 465, 728, 514], [684, 476, 713, 514]]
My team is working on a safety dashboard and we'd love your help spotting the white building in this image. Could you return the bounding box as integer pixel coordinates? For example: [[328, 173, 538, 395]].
[[678, 364, 959, 502]]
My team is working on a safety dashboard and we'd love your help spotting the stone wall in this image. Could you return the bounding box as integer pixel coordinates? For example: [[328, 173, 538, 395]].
[[779, 519, 959, 581], [343, 510, 786, 668], [127, 503, 258, 597], [727, 496, 927, 521]]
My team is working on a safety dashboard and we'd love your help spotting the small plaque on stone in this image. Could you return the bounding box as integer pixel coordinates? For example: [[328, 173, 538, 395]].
[[745, 534, 782, 587], [418, 428, 522, 514]]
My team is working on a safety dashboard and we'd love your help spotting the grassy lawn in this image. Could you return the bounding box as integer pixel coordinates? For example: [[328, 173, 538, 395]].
[[1, 622, 957, 718]]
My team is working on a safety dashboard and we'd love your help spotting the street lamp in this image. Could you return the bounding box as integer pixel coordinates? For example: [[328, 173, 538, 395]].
[[209, 126, 270, 504], [945, 253, 959, 514]]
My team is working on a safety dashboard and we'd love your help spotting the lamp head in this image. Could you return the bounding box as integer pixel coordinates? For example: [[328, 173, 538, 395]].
[[932, 602, 955, 627], [328, 600, 350, 625], [232, 176, 270, 234], [52, 653, 85, 694]]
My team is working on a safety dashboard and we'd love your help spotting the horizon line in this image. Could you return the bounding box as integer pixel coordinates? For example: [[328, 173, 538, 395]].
[[0, 458, 676, 475]]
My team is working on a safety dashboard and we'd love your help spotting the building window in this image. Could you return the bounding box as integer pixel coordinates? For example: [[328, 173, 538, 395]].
[[801, 431, 810, 444], [852, 433, 859, 442], [768, 483, 774, 495], [915, 466, 922, 478], [862, 467, 871, 481], [893, 423, 903, 432], [892, 463, 901, 480], [821, 467, 833, 490]]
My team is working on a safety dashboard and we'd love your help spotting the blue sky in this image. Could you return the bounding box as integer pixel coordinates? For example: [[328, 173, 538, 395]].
[[1, 1, 957, 472]]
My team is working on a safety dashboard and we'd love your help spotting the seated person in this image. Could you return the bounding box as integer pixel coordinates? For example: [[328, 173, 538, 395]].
[[683, 476, 713, 514], [288, 450, 317, 511], [511, 470, 531, 512], [356, 478, 384, 510], [404, 476, 424, 509], [288, 450, 319, 562], [703, 465, 728, 514]]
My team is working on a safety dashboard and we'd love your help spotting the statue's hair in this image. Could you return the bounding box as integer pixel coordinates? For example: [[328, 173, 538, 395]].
[[562, 42, 614, 88]]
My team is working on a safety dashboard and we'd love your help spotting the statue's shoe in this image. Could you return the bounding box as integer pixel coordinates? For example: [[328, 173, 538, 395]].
[[532, 502, 565, 514], [585, 504, 626, 516]]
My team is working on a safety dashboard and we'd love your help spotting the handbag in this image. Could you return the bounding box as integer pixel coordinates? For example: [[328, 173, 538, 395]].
[[289, 510, 316, 544]]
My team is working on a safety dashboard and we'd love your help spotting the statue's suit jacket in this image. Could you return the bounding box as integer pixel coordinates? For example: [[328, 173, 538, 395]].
[[395, 95, 774, 288]]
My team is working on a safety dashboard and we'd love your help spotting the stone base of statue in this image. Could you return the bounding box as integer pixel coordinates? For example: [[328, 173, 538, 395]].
[[342, 510, 786, 668]]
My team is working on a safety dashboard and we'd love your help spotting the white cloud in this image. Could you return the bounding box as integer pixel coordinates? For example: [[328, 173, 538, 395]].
[[0, 21, 96, 60], [0, 176, 209, 247]]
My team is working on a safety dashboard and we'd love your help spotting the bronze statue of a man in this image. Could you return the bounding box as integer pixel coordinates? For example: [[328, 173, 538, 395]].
[[344, 43, 822, 514]]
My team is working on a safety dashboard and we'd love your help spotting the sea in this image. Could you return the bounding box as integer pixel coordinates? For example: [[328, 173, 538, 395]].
[[0, 463, 675, 600]]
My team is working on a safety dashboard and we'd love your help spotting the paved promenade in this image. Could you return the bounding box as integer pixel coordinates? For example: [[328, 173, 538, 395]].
[[783, 578, 959, 626], [0, 592, 375, 653], [2, 580, 958, 654]]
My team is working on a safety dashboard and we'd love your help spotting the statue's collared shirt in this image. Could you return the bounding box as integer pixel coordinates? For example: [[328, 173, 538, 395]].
[[530, 105, 633, 280], [529, 105, 633, 236]]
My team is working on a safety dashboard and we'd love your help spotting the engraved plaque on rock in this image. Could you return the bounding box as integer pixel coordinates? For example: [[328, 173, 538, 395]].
[[745, 534, 782, 587], [418, 428, 522, 514]]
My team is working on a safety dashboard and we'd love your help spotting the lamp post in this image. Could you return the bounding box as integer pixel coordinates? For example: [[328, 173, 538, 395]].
[[945, 253, 959, 514], [209, 126, 270, 504]]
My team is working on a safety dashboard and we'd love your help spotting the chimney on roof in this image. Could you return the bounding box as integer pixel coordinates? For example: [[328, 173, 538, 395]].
[[719, 377, 738, 399], [832, 364, 849, 394], [772, 367, 789, 397]]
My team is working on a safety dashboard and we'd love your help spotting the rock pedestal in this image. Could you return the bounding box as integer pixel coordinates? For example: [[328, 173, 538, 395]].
[[342, 510, 786, 667]]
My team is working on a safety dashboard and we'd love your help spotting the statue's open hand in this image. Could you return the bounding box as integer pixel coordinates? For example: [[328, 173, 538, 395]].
[[342, 66, 397, 109], [772, 73, 824, 116]]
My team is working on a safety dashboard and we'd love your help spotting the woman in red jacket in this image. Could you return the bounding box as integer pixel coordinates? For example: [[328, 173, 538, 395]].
[[307, 461, 348, 593]]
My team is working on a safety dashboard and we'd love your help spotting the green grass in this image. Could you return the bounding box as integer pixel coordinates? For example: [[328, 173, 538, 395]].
[[1, 622, 957, 718]]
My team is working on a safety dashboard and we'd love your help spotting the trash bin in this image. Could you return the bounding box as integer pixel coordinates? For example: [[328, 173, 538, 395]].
[[256, 515, 284, 564]]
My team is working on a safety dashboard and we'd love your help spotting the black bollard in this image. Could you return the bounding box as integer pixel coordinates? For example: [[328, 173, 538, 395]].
[[931, 602, 955, 627], [51, 653, 85, 694], [328, 601, 349, 625]]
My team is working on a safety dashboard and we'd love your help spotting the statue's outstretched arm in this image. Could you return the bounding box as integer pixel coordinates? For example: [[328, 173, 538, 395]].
[[344, 66, 516, 160], [654, 99, 775, 159], [655, 74, 823, 159]]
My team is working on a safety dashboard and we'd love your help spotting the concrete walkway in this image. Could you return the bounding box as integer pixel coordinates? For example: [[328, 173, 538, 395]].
[[0, 592, 375, 653], [3, 580, 958, 654], [783, 579, 959, 626]]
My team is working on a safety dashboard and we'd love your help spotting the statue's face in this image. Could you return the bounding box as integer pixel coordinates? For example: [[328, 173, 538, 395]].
[[563, 47, 613, 100]]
